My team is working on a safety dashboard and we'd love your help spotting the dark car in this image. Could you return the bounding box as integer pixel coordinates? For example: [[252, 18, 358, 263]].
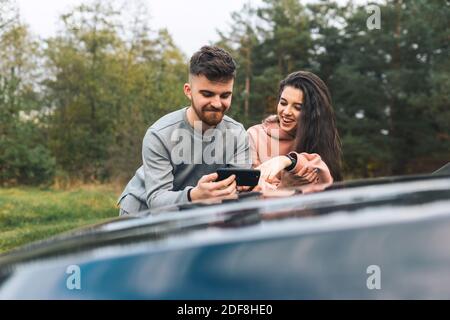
[[0, 168, 450, 299]]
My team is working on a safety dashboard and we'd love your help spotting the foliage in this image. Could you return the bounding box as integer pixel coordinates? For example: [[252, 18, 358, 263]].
[[0, 0, 448, 185]]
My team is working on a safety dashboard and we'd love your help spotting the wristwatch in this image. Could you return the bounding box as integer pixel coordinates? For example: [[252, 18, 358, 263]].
[[285, 152, 298, 171]]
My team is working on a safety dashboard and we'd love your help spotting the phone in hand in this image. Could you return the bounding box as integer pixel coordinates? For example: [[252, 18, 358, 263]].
[[216, 168, 261, 187]]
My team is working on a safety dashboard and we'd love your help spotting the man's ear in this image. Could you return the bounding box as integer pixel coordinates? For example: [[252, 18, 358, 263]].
[[183, 83, 192, 100]]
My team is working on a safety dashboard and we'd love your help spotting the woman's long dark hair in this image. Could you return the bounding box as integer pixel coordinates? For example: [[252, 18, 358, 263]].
[[278, 71, 343, 181]]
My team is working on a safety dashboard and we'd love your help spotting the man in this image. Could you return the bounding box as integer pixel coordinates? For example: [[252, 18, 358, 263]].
[[118, 46, 251, 214]]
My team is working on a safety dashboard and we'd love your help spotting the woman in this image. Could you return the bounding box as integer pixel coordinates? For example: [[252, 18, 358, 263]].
[[248, 71, 342, 191]]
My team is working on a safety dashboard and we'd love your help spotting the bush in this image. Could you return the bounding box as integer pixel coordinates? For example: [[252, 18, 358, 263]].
[[0, 135, 56, 186]]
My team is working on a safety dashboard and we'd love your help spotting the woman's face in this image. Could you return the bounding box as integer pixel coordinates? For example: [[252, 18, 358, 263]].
[[277, 86, 303, 134]]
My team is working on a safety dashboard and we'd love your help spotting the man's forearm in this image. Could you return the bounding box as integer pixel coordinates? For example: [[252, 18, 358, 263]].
[[146, 187, 192, 209]]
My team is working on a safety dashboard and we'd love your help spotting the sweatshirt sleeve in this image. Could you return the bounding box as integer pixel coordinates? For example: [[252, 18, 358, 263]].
[[142, 129, 192, 209], [287, 152, 334, 184]]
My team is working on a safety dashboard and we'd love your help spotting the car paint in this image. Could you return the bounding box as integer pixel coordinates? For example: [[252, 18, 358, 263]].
[[0, 174, 449, 299]]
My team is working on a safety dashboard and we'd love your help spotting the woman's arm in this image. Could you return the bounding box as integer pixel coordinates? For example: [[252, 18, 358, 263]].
[[286, 152, 334, 184], [257, 152, 334, 187]]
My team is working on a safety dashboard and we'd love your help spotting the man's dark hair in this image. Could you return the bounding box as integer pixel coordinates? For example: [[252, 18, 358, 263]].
[[189, 46, 236, 82]]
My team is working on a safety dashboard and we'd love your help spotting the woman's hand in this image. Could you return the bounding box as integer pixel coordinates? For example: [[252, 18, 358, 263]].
[[256, 156, 292, 183], [297, 165, 320, 183]]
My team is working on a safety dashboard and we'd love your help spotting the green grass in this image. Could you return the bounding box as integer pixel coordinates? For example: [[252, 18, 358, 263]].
[[0, 186, 120, 254]]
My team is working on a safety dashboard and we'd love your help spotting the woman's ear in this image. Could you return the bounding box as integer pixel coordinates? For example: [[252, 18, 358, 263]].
[[183, 83, 192, 100]]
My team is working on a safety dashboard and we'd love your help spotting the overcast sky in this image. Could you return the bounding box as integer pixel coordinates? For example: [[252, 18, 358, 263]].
[[16, 0, 369, 56]]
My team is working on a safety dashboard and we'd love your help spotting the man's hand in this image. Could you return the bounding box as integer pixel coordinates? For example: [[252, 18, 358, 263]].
[[190, 173, 237, 201], [237, 186, 251, 192]]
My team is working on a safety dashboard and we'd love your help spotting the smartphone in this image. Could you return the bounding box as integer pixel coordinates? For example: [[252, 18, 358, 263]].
[[216, 168, 261, 187]]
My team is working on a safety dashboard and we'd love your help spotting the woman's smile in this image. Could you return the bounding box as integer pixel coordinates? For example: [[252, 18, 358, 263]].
[[280, 115, 295, 125]]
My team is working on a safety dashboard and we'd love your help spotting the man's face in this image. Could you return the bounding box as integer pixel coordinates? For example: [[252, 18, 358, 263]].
[[184, 74, 234, 126]]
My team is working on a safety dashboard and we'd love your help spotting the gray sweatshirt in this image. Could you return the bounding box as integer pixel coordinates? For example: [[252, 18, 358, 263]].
[[118, 107, 252, 210]]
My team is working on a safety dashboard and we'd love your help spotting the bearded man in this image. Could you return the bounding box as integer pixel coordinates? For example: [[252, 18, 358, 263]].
[[118, 46, 251, 214]]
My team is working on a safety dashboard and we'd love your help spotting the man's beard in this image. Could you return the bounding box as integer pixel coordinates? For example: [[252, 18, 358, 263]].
[[192, 101, 226, 127]]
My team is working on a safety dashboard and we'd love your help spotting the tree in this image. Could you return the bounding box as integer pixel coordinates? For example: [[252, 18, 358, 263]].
[[217, 3, 259, 121], [0, 13, 55, 185], [334, 0, 450, 176], [44, 0, 187, 183], [0, 0, 18, 34]]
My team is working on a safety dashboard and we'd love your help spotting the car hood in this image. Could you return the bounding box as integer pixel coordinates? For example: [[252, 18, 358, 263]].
[[1, 173, 449, 266]]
